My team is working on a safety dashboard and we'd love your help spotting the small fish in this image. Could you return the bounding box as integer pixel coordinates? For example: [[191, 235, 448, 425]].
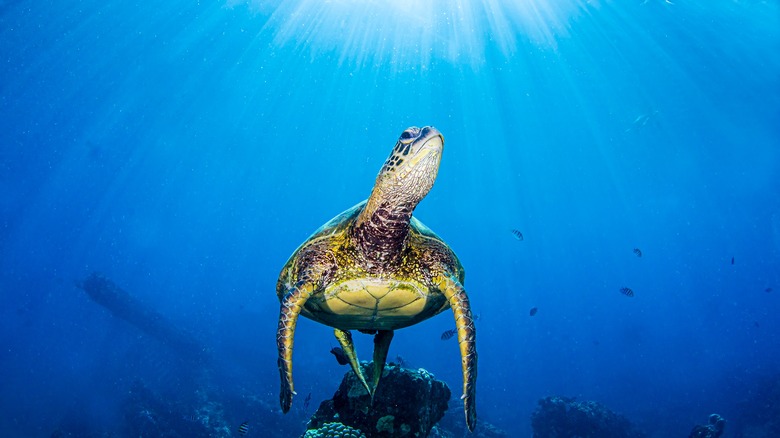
[[731, 257, 734, 265], [619, 287, 635, 297], [329, 347, 350, 365], [529, 307, 538, 316], [440, 329, 457, 340], [394, 355, 407, 368], [754, 321, 760, 328], [511, 229, 524, 241], [303, 392, 311, 410], [624, 110, 659, 132], [633, 248, 642, 257], [766, 287, 773, 293], [238, 421, 249, 435]]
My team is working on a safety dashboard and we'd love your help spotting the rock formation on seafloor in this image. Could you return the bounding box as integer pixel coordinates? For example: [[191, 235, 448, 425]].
[[530, 396, 646, 438], [305, 362, 450, 438], [688, 413, 726, 438]]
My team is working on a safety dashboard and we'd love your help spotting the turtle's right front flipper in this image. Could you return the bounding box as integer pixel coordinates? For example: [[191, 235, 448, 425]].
[[277, 281, 315, 413], [435, 273, 478, 432]]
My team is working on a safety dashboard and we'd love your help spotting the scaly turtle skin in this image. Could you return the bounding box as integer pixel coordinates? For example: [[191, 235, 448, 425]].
[[276, 126, 477, 431]]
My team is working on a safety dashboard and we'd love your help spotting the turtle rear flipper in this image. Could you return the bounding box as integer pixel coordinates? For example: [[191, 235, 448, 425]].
[[334, 329, 372, 396], [371, 330, 394, 396]]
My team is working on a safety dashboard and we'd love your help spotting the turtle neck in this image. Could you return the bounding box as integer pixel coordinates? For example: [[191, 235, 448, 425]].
[[352, 201, 413, 272]]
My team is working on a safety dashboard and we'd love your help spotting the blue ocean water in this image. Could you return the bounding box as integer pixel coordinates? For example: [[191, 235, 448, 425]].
[[1, 0, 779, 436]]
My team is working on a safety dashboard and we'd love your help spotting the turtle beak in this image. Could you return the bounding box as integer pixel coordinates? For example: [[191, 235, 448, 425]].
[[403, 126, 443, 175], [411, 126, 443, 156]]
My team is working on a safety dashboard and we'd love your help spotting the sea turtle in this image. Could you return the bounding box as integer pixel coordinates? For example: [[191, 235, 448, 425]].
[[276, 126, 477, 431]]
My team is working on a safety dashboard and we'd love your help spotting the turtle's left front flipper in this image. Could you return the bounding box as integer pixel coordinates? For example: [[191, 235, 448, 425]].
[[436, 274, 477, 432], [277, 281, 315, 413]]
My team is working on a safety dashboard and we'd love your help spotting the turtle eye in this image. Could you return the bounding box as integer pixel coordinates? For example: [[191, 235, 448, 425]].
[[400, 127, 419, 142]]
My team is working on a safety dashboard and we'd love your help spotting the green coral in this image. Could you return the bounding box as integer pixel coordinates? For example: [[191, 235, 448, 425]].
[[303, 422, 366, 438], [376, 415, 395, 433]]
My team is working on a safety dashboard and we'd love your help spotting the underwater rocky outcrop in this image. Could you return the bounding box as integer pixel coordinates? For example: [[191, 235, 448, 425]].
[[530, 396, 646, 438], [305, 362, 451, 438], [689, 413, 726, 438]]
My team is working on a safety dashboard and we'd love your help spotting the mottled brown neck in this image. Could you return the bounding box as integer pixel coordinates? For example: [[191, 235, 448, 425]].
[[353, 201, 414, 271]]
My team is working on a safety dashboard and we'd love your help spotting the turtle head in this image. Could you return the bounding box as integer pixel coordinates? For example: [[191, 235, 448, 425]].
[[372, 126, 444, 207]]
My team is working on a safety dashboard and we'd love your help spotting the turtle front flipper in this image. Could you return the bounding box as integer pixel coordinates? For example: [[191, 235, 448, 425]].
[[371, 330, 394, 396], [436, 274, 478, 432], [334, 329, 372, 396], [277, 281, 315, 413]]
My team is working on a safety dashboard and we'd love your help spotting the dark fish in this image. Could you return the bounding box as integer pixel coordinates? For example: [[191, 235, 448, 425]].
[[395, 355, 407, 368], [619, 287, 635, 297], [303, 392, 311, 410], [754, 321, 760, 328], [529, 307, 538, 316], [731, 257, 734, 265], [440, 329, 457, 340], [238, 421, 249, 435], [766, 287, 773, 293], [330, 347, 350, 365], [511, 229, 524, 241], [633, 248, 642, 257]]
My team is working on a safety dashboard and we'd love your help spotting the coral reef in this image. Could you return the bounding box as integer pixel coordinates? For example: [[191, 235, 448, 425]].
[[306, 362, 450, 438], [303, 422, 367, 438], [120, 380, 230, 437], [530, 396, 646, 438], [689, 414, 725, 438]]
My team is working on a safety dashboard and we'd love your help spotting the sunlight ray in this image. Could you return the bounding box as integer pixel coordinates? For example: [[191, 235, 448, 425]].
[[231, 0, 594, 69]]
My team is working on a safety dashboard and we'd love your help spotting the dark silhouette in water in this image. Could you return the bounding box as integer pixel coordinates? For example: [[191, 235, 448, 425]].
[[330, 347, 350, 365], [76, 273, 208, 363]]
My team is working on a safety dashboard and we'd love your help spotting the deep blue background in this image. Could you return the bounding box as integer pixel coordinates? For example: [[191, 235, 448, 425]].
[[1, 0, 778, 436]]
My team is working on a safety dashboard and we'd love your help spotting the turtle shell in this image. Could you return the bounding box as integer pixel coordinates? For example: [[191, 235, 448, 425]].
[[276, 201, 464, 331]]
